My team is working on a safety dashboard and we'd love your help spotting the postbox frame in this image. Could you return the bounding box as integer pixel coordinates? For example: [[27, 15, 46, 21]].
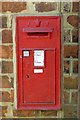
[[16, 16, 61, 110]]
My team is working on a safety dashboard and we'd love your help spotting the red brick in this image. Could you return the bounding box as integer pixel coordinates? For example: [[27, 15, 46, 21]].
[[0, 76, 13, 88], [0, 32, 2, 45], [10, 90, 14, 102], [64, 105, 77, 118], [0, 91, 2, 102], [0, 2, 2, 13], [64, 45, 78, 58], [0, 91, 10, 102], [41, 110, 57, 116], [0, 106, 1, 117], [1, 76, 10, 88], [72, 2, 79, 12], [2, 16, 7, 28], [67, 15, 79, 28], [0, 76, 2, 88], [0, 45, 13, 59], [0, 46, 2, 58], [64, 91, 70, 104], [10, 77, 14, 88], [0, 17, 2, 28], [0, 62, 2, 74], [0, 91, 14, 102], [2, 106, 7, 117], [2, 61, 13, 73], [13, 110, 35, 117], [2, 30, 12, 43], [72, 29, 78, 42], [64, 77, 78, 89], [72, 92, 78, 104], [73, 61, 78, 73], [35, 2, 57, 12], [2, 2, 26, 13]]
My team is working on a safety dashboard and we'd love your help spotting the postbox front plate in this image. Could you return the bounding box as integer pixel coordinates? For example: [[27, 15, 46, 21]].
[[16, 16, 60, 110]]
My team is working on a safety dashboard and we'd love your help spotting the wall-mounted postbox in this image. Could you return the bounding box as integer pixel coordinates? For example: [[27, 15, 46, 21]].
[[16, 16, 60, 110]]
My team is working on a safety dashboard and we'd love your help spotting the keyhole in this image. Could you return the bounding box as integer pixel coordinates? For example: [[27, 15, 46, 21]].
[[27, 75, 30, 79]]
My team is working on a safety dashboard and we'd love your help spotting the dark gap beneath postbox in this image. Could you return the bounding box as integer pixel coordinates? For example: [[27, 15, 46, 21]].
[[27, 32, 48, 37]]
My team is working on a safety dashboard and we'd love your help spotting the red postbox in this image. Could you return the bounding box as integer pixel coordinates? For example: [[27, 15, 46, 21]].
[[16, 16, 60, 110]]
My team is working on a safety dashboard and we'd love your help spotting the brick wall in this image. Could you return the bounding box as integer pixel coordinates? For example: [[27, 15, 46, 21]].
[[0, 1, 79, 119]]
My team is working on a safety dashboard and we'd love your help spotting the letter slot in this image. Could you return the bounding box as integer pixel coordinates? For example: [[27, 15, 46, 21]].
[[23, 28, 53, 38]]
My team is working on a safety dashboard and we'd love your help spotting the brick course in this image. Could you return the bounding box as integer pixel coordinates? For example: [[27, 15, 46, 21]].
[[72, 2, 79, 12], [0, 106, 1, 117], [0, 17, 2, 28], [64, 45, 78, 58], [64, 91, 70, 104], [35, 2, 57, 12], [2, 61, 13, 73], [13, 110, 35, 117], [2, 2, 26, 13], [0, 2, 2, 13], [0, 76, 14, 88], [72, 29, 78, 42], [41, 110, 57, 116], [0, 91, 11, 102], [73, 61, 78, 73], [2, 30, 12, 43], [64, 61, 70, 73], [64, 105, 77, 118], [0, 76, 11, 88], [2, 106, 7, 117], [71, 92, 78, 104], [64, 77, 78, 89], [0, 45, 13, 59], [2, 16, 7, 28], [67, 15, 79, 28]]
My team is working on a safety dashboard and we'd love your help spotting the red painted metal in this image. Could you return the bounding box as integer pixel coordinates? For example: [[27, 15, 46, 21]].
[[23, 28, 53, 32], [16, 16, 60, 110]]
